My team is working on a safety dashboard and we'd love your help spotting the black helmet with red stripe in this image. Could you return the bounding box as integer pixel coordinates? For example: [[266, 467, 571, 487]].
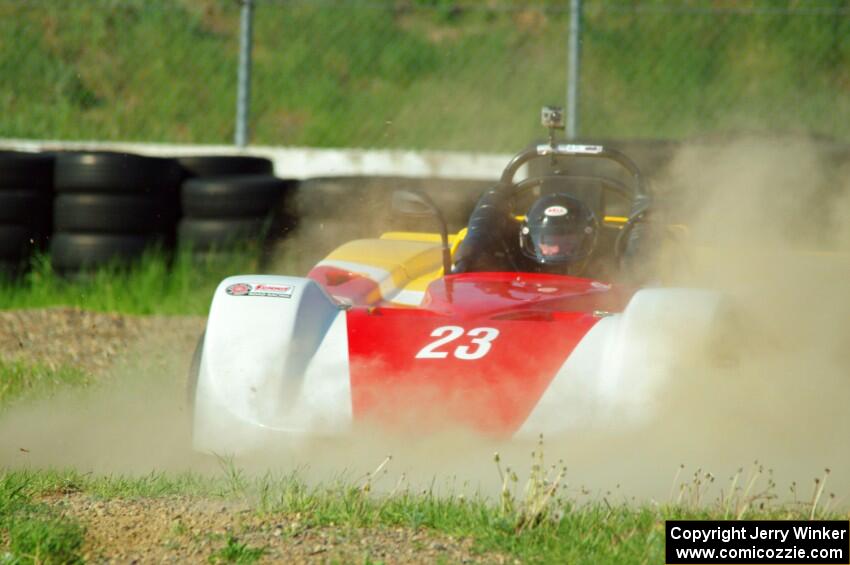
[[519, 193, 598, 271]]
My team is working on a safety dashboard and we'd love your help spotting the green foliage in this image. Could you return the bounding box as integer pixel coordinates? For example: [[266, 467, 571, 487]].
[[0, 360, 90, 409], [10, 469, 218, 500], [0, 247, 260, 315], [1, 465, 843, 564], [0, 474, 85, 565], [5, 518, 85, 565], [208, 536, 266, 564], [2, 0, 848, 149]]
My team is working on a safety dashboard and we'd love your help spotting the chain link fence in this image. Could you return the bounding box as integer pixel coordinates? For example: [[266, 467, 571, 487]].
[[2, 0, 849, 151]]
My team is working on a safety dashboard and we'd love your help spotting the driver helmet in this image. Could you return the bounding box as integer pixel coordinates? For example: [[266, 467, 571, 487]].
[[519, 193, 598, 271]]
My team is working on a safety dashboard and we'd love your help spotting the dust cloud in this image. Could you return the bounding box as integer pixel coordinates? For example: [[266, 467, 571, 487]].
[[0, 337, 215, 474], [534, 136, 850, 505], [1, 138, 849, 509]]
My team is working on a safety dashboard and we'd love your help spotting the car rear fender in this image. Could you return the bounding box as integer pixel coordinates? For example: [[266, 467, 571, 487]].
[[516, 287, 724, 437]]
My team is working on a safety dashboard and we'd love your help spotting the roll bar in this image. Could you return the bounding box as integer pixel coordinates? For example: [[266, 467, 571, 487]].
[[499, 143, 649, 200]]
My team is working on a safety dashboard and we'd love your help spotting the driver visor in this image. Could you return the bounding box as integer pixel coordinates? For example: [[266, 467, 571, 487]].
[[530, 225, 586, 255]]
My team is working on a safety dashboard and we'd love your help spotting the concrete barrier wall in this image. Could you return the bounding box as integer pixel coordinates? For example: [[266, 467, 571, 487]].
[[0, 139, 512, 181], [4, 136, 846, 182]]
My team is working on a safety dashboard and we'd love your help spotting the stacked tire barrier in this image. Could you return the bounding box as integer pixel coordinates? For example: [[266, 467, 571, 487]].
[[0, 139, 700, 280], [290, 176, 492, 266], [177, 156, 293, 255], [296, 176, 492, 230], [51, 152, 180, 274], [0, 151, 54, 277]]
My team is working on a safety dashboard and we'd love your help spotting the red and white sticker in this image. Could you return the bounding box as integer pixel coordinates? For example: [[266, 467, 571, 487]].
[[250, 283, 294, 298], [544, 205, 568, 217], [225, 283, 252, 296], [225, 282, 294, 298]]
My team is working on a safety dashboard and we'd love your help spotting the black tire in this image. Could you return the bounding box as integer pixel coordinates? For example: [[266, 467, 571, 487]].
[[295, 176, 489, 231], [54, 194, 161, 234], [178, 217, 266, 251], [0, 190, 50, 223], [0, 259, 24, 280], [294, 176, 393, 210], [293, 177, 413, 228], [177, 155, 273, 178], [50, 232, 155, 270], [55, 152, 179, 194], [420, 177, 491, 228], [0, 224, 33, 259], [0, 151, 54, 191], [181, 175, 291, 218]]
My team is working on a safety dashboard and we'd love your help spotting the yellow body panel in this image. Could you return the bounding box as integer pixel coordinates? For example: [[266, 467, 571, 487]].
[[319, 231, 471, 302], [404, 268, 444, 292], [379, 229, 468, 254], [324, 239, 439, 289], [603, 215, 629, 225], [515, 214, 629, 226]]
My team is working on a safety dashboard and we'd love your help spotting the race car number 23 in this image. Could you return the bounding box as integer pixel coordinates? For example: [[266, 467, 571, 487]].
[[415, 326, 500, 360]]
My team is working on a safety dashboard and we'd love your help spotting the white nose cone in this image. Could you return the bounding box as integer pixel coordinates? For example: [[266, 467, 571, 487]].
[[192, 275, 353, 454]]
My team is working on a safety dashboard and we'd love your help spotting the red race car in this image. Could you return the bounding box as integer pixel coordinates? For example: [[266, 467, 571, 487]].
[[190, 109, 724, 454]]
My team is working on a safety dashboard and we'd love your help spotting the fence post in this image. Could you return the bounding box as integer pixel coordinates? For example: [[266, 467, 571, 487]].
[[566, 0, 582, 140], [235, 0, 255, 148]]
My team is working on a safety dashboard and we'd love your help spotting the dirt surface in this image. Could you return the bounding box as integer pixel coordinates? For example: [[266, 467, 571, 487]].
[[1, 308, 507, 564], [36, 491, 504, 564], [0, 307, 205, 375]]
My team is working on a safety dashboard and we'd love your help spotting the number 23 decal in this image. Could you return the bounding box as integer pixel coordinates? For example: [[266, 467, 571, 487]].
[[415, 326, 500, 360]]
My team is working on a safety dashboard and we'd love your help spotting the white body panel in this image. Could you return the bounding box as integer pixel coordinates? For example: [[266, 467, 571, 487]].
[[192, 275, 352, 454], [515, 288, 723, 438], [193, 275, 723, 451]]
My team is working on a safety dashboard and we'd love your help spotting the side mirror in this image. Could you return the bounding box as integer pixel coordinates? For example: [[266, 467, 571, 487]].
[[391, 189, 452, 276], [391, 189, 438, 217]]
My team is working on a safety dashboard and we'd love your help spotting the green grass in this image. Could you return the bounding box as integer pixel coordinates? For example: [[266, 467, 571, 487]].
[[2, 1, 849, 149], [208, 536, 266, 564], [0, 463, 844, 563], [0, 474, 85, 564], [0, 360, 91, 409], [0, 247, 265, 316]]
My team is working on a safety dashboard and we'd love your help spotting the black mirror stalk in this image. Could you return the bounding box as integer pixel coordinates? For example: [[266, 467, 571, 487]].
[[391, 189, 452, 276]]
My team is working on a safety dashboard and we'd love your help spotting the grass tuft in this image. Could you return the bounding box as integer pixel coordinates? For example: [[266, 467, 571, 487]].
[[208, 536, 265, 564], [1, 461, 845, 563], [0, 474, 85, 565], [0, 360, 90, 409]]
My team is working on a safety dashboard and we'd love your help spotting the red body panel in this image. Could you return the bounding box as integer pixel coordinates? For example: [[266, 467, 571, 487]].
[[420, 272, 631, 316], [309, 265, 383, 305], [325, 271, 635, 435], [346, 308, 598, 434]]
